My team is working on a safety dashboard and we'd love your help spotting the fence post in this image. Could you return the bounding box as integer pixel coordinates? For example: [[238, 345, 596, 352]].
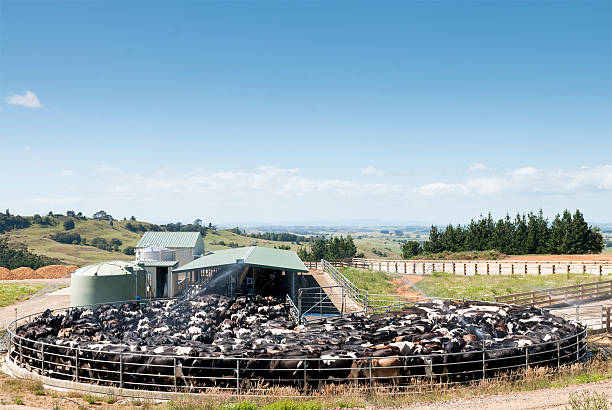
[[422, 263, 426, 275], [499, 263, 502, 275], [368, 358, 373, 387], [525, 264, 528, 274], [40, 343, 44, 376], [298, 289, 302, 321], [452, 263, 455, 275], [341, 287, 345, 317], [575, 305, 580, 321], [538, 264, 541, 275], [319, 287, 323, 317], [463, 263, 466, 275], [511, 264, 514, 275], [236, 360, 240, 395], [583, 264, 586, 274], [576, 335, 580, 361], [600, 265, 603, 276], [567, 264, 570, 275], [557, 342, 560, 367], [552, 264, 556, 274], [607, 307, 611, 332], [482, 348, 486, 380], [413, 262, 417, 274], [173, 357, 178, 392], [486, 263, 489, 275], [525, 347, 529, 371], [74, 348, 79, 382], [303, 359, 308, 392], [119, 352, 123, 388], [475, 263, 478, 275]]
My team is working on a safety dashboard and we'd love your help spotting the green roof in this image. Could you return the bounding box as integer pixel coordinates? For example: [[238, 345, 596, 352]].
[[136, 232, 204, 254], [72, 260, 145, 277], [139, 260, 179, 268], [174, 246, 308, 273]]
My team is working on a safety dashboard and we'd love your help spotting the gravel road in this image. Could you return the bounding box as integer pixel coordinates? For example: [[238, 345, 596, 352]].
[[398, 379, 612, 409]]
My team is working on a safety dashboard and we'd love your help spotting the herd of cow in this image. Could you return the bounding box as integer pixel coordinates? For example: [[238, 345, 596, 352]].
[[10, 294, 585, 392]]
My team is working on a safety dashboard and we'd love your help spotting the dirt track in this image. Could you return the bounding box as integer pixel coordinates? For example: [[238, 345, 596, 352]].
[[0, 279, 70, 329], [400, 379, 612, 409]]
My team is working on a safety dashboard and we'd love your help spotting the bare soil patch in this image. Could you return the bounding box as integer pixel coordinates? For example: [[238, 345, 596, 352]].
[[392, 275, 423, 298]]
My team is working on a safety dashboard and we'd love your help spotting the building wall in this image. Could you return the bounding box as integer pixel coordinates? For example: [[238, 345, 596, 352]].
[[171, 248, 195, 267]]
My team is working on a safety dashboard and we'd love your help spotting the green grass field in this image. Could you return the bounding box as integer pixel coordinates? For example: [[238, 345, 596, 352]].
[[0, 283, 46, 308], [337, 267, 399, 294], [5, 217, 142, 266], [414, 272, 602, 300]]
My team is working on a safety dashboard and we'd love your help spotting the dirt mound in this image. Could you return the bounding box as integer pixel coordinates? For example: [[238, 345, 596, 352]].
[[0, 265, 78, 280], [10, 267, 35, 279], [0, 267, 12, 280], [35, 265, 78, 279]]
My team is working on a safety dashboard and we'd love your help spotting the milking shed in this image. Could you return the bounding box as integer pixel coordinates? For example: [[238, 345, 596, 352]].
[[173, 246, 309, 300]]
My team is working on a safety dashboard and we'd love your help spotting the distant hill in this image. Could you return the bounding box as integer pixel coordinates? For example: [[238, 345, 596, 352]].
[[1, 212, 411, 266]]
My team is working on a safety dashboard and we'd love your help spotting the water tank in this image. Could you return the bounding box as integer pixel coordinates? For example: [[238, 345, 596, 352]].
[[70, 261, 146, 307]]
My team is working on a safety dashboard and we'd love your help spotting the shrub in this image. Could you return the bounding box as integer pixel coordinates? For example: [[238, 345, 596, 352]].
[[63, 219, 75, 230], [567, 391, 610, 410], [123, 246, 136, 255], [50, 232, 81, 245]]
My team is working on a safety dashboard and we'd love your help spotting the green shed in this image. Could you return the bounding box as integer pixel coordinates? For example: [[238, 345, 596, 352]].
[[70, 261, 146, 307]]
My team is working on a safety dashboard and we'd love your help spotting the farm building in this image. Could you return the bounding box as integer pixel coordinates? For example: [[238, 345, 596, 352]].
[[135, 232, 205, 298], [174, 246, 308, 300]]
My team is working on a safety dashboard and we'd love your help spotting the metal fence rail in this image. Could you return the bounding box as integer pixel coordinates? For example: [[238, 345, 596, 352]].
[[305, 258, 612, 276], [6, 305, 588, 396], [494, 280, 612, 307]]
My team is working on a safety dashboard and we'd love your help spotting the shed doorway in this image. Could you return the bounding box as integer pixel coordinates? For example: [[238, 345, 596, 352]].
[[156, 267, 168, 298]]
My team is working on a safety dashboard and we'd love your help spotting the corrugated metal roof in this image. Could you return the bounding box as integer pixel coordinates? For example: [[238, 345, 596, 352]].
[[139, 260, 179, 268], [136, 232, 202, 249], [174, 246, 308, 273], [72, 261, 145, 277]]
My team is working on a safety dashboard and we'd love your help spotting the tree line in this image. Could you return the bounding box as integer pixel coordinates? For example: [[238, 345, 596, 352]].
[[401, 209, 604, 258], [0, 238, 61, 269], [297, 236, 361, 261]]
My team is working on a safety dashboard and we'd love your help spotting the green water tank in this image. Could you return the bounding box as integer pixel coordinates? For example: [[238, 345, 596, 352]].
[[70, 261, 146, 307]]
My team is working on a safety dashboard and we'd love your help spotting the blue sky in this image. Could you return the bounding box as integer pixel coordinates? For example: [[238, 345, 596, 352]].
[[1, 1, 610, 225]]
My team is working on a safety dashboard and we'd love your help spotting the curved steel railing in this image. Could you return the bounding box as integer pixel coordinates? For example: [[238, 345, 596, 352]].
[[6, 300, 588, 396]]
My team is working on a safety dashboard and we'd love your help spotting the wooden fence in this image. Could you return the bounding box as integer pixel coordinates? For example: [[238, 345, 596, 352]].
[[304, 258, 612, 276], [493, 280, 612, 307], [601, 306, 612, 332]]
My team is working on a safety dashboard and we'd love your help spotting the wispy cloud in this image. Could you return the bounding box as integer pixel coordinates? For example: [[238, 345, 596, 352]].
[[108, 166, 403, 199], [417, 165, 612, 197], [94, 164, 612, 205], [6, 90, 42, 108], [468, 163, 487, 171], [96, 164, 119, 173], [53, 170, 73, 177], [361, 165, 385, 176]]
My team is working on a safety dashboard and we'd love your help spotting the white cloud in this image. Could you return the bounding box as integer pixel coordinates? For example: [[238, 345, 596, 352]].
[[53, 170, 73, 177], [96, 164, 120, 173], [468, 163, 487, 171], [24, 146, 31, 152], [361, 165, 385, 176], [6, 90, 42, 108], [108, 166, 403, 200], [417, 165, 612, 197], [30, 197, 82, 205]]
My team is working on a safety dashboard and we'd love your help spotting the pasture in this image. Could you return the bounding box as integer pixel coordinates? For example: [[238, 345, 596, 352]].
[[0, 283, 46, 308]]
